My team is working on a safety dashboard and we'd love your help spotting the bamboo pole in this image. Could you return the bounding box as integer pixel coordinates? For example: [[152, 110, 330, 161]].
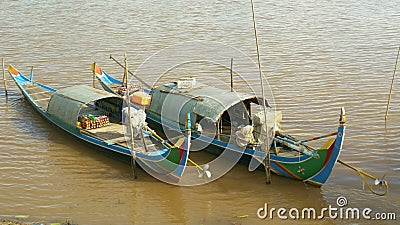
[[385, 46, 400, 121], [337, 159, 388, 196], [230, 57, 234, 92], [122, 56, 128, 87], [2, 58, 8, 96], [110, 54, 151, 89], [125, 52, 138, 179], [29, 66, 34, 82], [251, 0, 271, 184], [92, 62, 96, 88]]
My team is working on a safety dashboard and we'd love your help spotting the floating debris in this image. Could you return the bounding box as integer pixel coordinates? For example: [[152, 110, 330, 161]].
[[236, 215, 248, 219]]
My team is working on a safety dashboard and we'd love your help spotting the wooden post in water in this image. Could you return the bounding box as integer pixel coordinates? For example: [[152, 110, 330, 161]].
[[122, 55, 128, 87], [385, 46, 400, 121], [125, 52, 138, 179], [251, 0, 271, 184], [230, 57, 234, 92], [92, 62, 96, 88], [2, 58, 8, 96], [29, 66, 34, 82]]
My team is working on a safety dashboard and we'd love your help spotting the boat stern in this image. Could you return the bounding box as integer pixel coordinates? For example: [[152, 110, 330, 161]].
[[305, 107, 346, 186]]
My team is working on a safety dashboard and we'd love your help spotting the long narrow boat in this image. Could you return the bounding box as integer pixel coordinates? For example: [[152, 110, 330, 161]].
[[93, 64, 346, 186], [92, 63, 124, 95], [8, 65, 190, 184]]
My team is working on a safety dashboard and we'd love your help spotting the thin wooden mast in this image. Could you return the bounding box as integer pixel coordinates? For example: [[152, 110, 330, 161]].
[[385, 46, 400, 121], [125, 52, 138, 179], [251, 0, 271, 184]]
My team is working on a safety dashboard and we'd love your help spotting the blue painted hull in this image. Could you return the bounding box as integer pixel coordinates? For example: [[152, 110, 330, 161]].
[[96, 67, 346, 186], [8, 66, 188, 183]]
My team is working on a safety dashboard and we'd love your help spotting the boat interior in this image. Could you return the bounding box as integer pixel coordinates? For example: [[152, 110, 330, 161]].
[[193, 99, 299, 157], [24, 83, 163, 153], [79, 104, 162, 153], [23, 83, 54, 111]]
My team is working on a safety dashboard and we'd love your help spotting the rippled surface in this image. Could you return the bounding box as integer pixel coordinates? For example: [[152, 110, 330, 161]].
[[0, 0, 399, 224]]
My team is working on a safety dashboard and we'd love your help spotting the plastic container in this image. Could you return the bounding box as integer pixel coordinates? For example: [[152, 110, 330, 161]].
[[131, 91, 151, 106]]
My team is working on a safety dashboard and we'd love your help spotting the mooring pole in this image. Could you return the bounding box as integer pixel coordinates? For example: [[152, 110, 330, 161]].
[[125, 52, 138, 179], [385, 46, 400, 121], [29, 66, 34, 82], [122, 55, 128, 87], [2, 58, 8, 96], [92, 62, 96, 88], [230, 57, 234, 92], [251, 0, 271, 184]]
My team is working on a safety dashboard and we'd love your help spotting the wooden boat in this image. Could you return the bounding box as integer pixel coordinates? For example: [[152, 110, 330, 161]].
[[7, 65, 191, 184], [92, 63, 124, 95], [93, 64, 346, 186]]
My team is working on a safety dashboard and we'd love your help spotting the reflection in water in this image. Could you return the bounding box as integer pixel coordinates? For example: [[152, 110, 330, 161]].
[[0, 0, 399, 224]]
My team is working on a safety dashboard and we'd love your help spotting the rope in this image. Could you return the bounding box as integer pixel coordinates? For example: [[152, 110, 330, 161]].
[[338, 160, 388, 196], [298, 132, 338, 144], [278, 131, 388, 196], [144, 126, 205, 173]]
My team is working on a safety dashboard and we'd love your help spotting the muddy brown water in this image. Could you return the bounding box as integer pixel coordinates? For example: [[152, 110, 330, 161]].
[[0, 1, 399, 224]]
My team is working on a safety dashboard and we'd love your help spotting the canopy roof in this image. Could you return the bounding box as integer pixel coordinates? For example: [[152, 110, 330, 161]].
[[190, 85, 257, 122], [150, 83, 258, 123], [47, 85, 122, 127]]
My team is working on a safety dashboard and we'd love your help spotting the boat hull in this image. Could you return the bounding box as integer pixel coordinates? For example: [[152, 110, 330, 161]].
[[95, 65, 345, 186], [146, 111, 344, 186], [8, 66, 188, 184]]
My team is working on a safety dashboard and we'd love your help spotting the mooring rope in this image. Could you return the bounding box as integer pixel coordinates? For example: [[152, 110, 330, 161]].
[[279, 131, 389, 196], [338, 159, 388, 196]]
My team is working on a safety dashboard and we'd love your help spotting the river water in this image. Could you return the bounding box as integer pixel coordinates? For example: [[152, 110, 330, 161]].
[[0, 0, 399, 224]]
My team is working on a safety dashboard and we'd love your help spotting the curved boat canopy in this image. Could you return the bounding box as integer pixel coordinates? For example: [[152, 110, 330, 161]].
[[47, 85, 122, 127], [190, 86, 257, 122], [149, 83, 259, 125]]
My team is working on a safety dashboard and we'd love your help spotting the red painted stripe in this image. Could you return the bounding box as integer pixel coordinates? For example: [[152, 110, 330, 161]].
[[274, 162, 302, 181], [8, 66, 19, 76], [178, 141, 185, 162], [322, 140, 335, 168], [95, 64, 102, 75]]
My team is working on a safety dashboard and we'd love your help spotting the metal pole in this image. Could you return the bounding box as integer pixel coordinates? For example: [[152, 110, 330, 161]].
[[2, 58, 8, 96], [385, 46, 400, 121], [251, 0, 271, 184]]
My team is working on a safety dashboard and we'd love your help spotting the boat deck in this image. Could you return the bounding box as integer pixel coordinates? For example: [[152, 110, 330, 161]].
[[24, 83, 163, 153], [79, 104, 162, 153], [108, 84, 122, 94], [23, 83, 53, 111], [107, 85, 150, 110], [82, 122, 162, 153]]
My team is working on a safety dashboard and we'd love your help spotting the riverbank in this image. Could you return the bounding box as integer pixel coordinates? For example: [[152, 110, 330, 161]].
[[0, 219, 77, 225]]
